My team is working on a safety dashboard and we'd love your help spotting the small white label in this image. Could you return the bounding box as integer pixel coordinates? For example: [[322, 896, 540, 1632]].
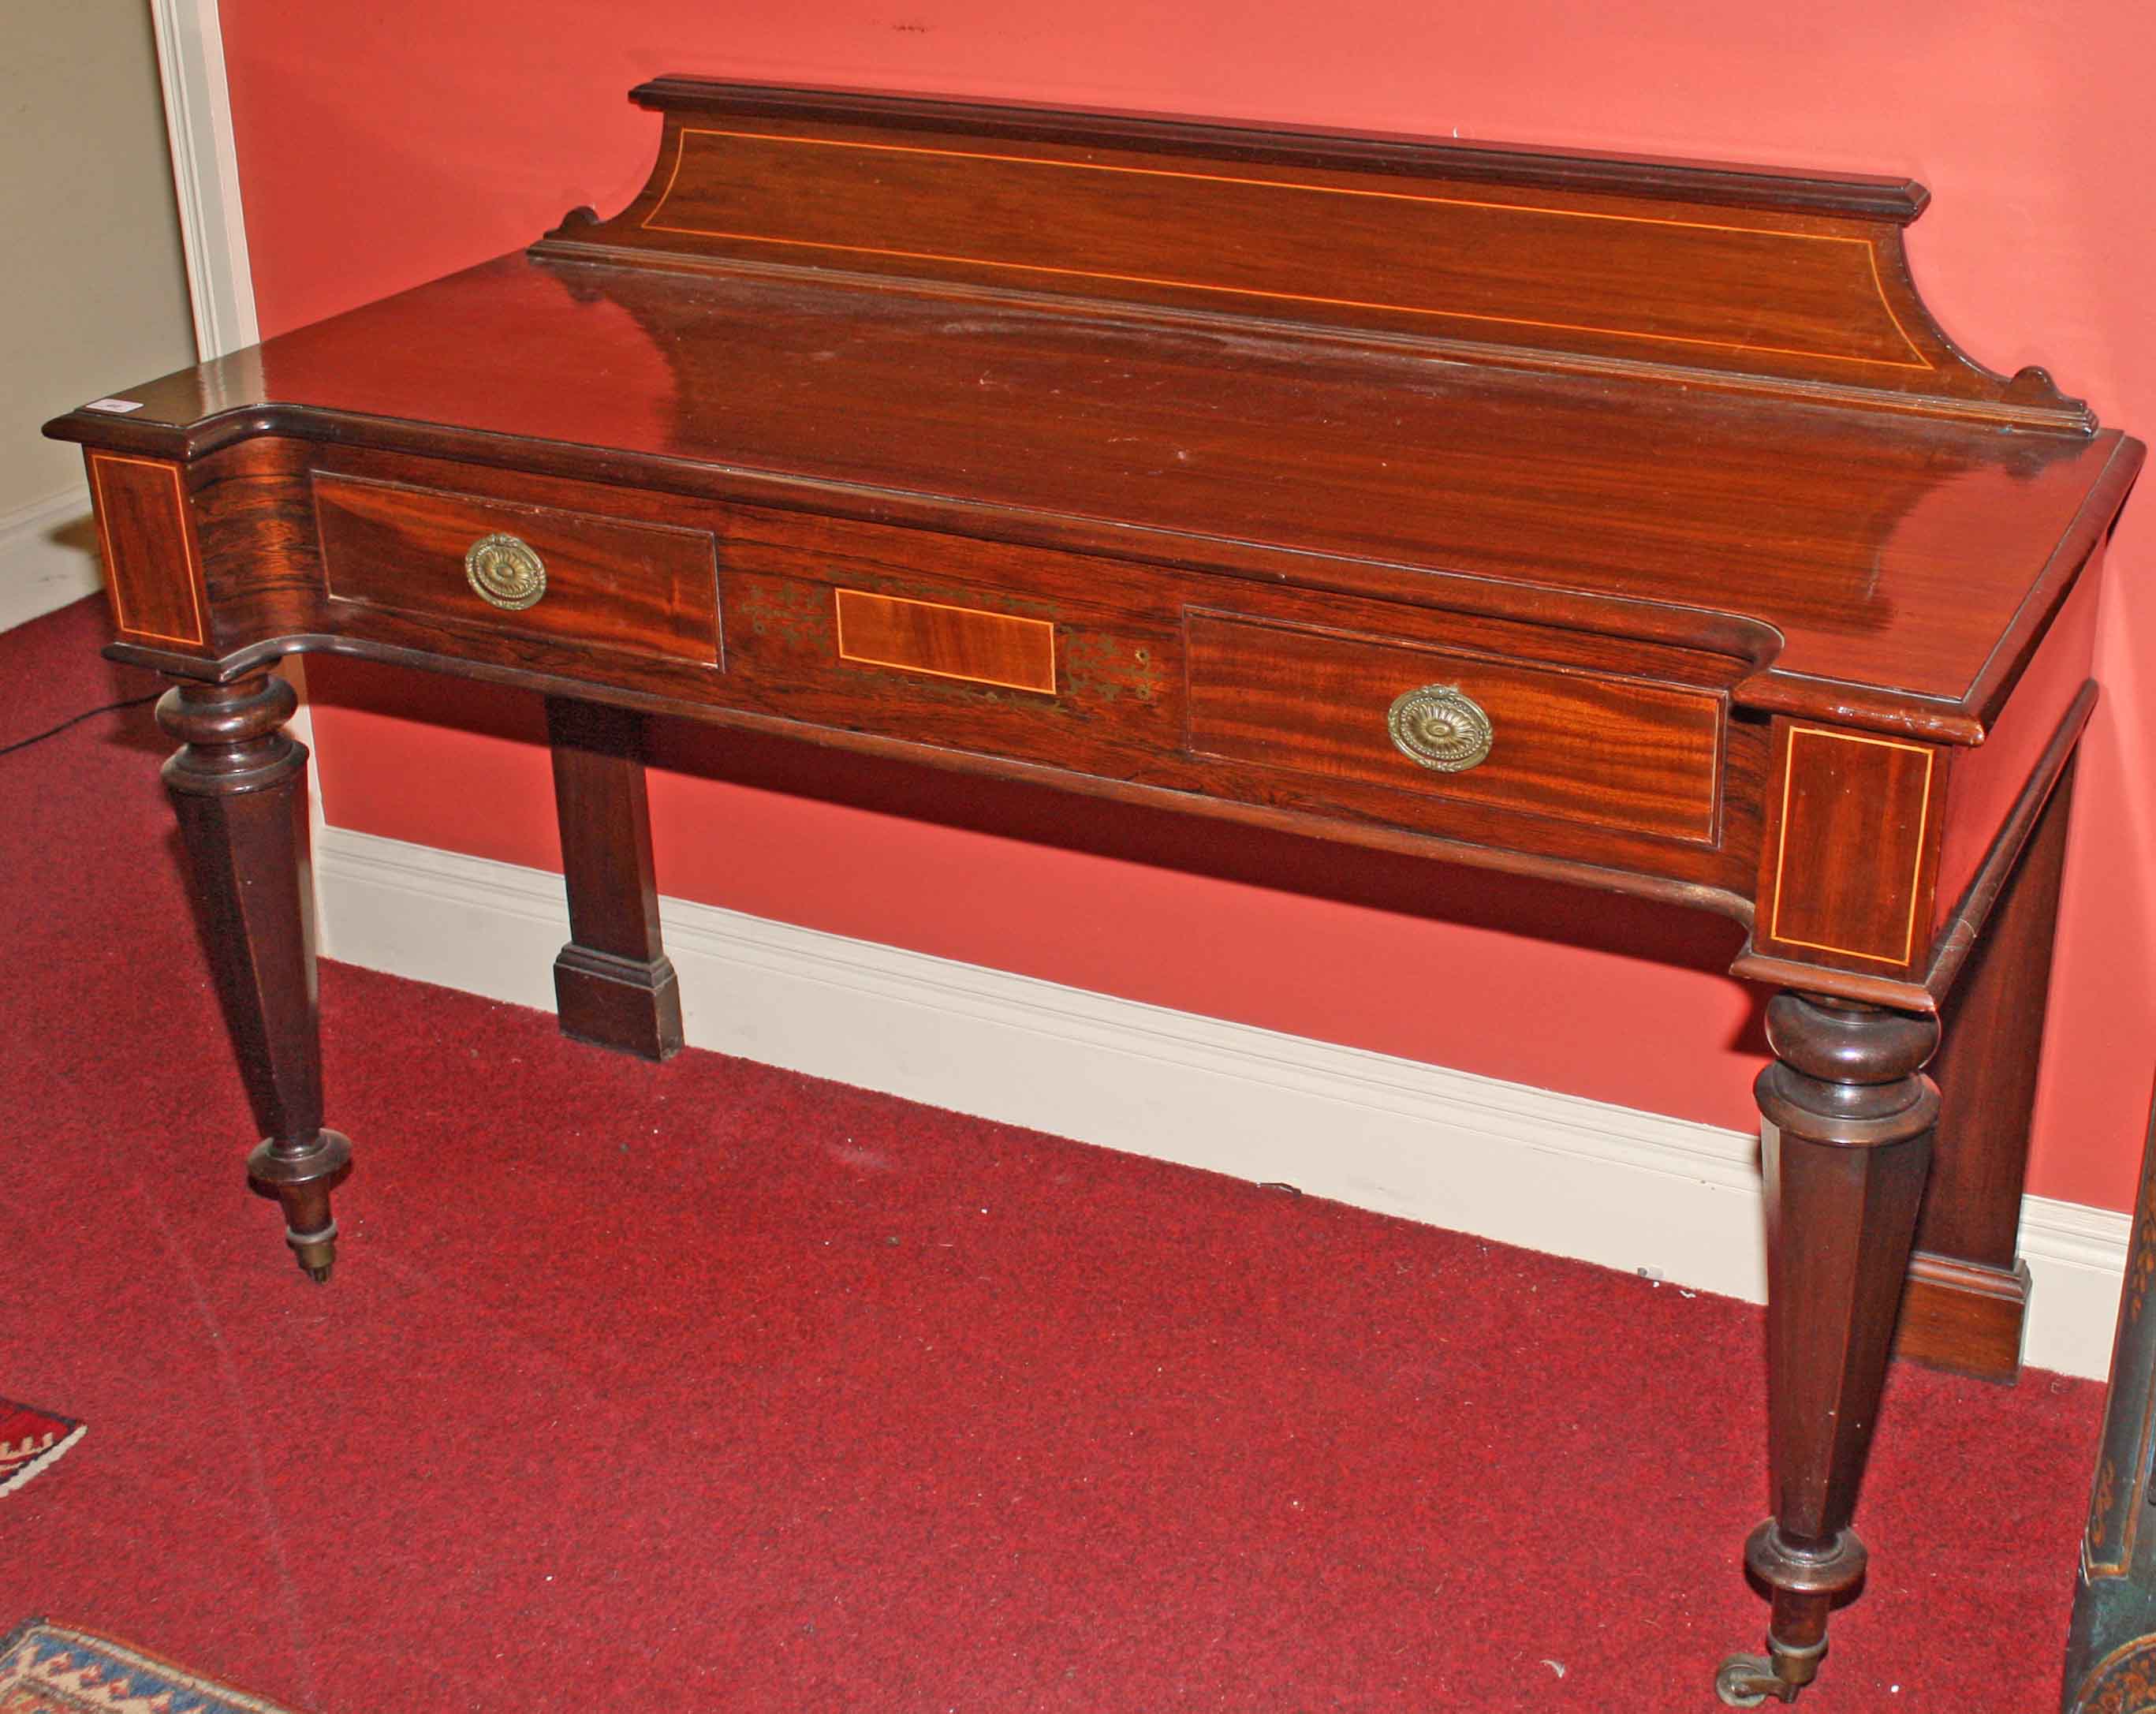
[[82, 397, 145, 414]]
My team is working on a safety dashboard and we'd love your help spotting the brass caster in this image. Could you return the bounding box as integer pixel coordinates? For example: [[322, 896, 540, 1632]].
[[287, 1222, 338, 1284], [1716, 1653, 1797, 1707], [251, 1128, 351, 1282]]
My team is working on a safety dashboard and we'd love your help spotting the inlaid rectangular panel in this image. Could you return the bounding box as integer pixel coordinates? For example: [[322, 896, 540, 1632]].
[[614, 124, 1926, 380], [88, 451, 208, 648], [1184, 609, 1724, 844], [1760, 724, 1942, 969], [833, 588, 1057, 693], [314, 472, 721, 667]]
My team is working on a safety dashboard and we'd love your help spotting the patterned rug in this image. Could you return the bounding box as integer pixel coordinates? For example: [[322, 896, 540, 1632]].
[[0, 1402, 82, 1496], [0, 1622, 302, 1712]]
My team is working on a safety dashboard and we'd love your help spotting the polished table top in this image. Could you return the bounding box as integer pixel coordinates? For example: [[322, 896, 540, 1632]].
[[75, 252, 2136, 741]]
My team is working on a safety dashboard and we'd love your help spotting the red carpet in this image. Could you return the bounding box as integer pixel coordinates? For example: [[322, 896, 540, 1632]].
[[0, 596, 2109, 1711]]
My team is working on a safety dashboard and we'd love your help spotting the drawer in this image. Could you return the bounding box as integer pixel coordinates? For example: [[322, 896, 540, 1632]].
[[314, 472, 721, 665], [716, 504, 1182, 769], [1184, 608, 1725, 845]]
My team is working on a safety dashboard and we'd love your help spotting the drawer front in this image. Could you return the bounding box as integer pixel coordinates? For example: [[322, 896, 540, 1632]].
[[315, 472, 721, 666], [1185, 609, 1725, 844], [297, 461, 1749, 884], [718, 505, 1182, 771]]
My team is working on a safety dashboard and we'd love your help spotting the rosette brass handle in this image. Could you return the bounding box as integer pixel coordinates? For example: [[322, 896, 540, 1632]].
[[464, 532, 546, 611], [1386, 682, 1494, 772]]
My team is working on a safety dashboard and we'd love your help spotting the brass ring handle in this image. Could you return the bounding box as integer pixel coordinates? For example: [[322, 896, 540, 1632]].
[[464, 532, 546, 611], [1386, 682, 1494, 772]]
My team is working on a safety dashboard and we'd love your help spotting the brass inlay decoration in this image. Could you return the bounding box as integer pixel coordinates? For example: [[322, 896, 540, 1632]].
[[88, 452, 207, 648], [641, 127, 1930, 371], [834, 588, 1057, 693], [464, 532, 547, 611], [1768, 726, 1935, 966], [1386, 683, 1494, 773]]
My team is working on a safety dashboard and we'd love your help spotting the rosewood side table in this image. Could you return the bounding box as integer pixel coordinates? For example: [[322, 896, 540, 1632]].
[[47, 81, 2143, 1702]]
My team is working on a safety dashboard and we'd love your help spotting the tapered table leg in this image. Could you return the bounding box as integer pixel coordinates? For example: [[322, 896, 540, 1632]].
[[545, 696, 683, 1061], [1718, 992, 1937, 1706], [159, 672, 351, 1281]]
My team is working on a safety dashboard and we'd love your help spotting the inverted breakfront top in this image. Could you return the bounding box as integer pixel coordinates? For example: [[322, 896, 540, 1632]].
[[50, 80, 2143, 745]]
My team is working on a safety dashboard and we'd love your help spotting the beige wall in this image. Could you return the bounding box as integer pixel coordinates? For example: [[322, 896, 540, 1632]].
[[2, 0, 195, 518]]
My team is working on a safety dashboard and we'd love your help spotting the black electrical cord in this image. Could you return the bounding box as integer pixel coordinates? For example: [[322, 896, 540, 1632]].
[[0, 691, 162, 760]]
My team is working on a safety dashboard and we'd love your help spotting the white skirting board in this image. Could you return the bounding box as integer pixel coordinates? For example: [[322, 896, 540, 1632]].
[[0, 486, 101, 633], [313, 824, 2132, 1382]]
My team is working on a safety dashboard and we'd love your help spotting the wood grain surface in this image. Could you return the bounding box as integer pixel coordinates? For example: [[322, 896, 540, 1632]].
[[834, 588, 1057, 693], [315, 471, 721, 667], [90, 452, 207, 649], [50, 254, 2135, 738], [1184, 608, 1724, 845]]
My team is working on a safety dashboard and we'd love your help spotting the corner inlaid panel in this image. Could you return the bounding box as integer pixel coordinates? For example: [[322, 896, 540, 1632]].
[[1758, 723, 1943, 970], [88, 451, 208, 649]]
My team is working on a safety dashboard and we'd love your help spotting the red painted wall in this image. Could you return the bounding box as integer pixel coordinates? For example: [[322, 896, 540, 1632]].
[[218, 1, 2156, 1212]]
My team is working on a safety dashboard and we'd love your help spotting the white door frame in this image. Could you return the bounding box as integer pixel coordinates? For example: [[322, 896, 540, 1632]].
[[0, 4, 259, 633], [149, 0, 258, 360], [147, 3, 321, 853]]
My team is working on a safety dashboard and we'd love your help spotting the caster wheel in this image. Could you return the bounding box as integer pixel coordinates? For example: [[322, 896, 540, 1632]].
[[1716, 1652, 1788, 1707]]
